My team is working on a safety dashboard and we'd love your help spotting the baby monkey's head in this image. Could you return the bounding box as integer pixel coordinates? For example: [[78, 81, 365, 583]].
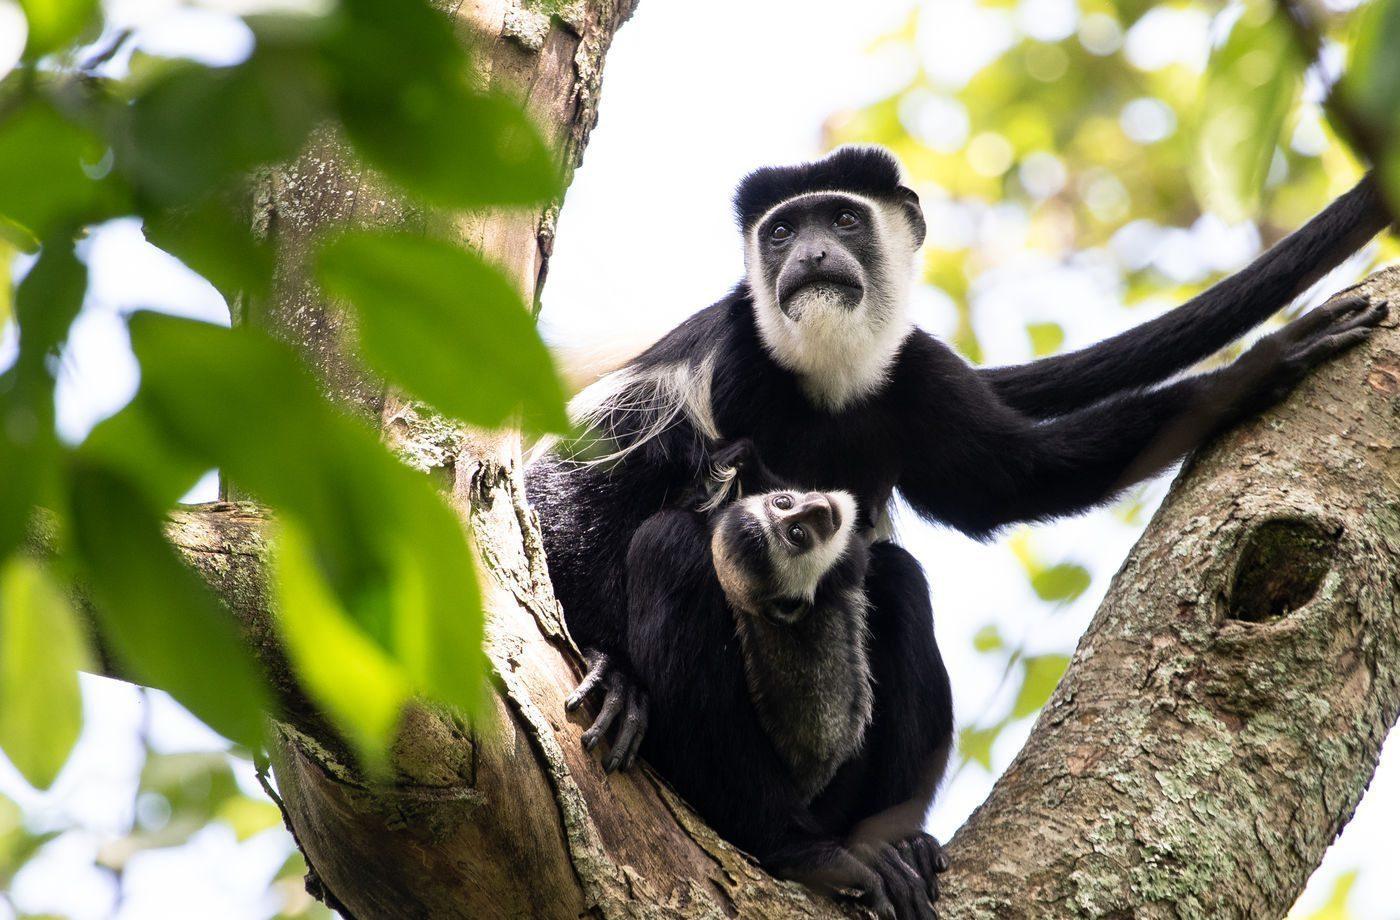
[[710, 489, 859, 624]]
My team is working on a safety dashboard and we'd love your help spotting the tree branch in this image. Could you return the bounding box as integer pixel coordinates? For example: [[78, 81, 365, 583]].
[[941, 266, 1400, 917]]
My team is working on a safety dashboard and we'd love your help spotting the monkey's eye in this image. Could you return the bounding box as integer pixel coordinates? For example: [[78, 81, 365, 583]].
[[787, 524, 808, 545], [773, 494, 794, 510], [770, 224, 794, 243], [834, 210, 860, 230]]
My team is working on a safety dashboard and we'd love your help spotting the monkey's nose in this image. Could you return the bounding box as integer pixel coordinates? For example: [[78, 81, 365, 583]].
[[789, 493, 838, 542]]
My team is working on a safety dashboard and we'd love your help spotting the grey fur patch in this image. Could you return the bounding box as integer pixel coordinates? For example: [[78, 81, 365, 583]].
[[733, 584, 874, 800]]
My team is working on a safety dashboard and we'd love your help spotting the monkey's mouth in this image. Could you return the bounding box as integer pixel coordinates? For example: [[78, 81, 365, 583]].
[[777, 274, 864, 316]]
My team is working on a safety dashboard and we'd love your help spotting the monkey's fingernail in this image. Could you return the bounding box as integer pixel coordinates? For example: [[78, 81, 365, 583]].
[[582, 733, 598, 751]]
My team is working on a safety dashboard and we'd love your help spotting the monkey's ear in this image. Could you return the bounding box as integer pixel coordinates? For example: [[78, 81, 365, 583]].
[[897, 185, 926, 248]]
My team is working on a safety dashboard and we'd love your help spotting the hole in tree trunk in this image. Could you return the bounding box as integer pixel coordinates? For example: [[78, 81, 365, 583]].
[[1227, 519, 1338, 623]]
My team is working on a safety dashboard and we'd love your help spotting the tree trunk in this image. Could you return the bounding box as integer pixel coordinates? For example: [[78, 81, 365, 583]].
[[150, 4, 1400, 915]]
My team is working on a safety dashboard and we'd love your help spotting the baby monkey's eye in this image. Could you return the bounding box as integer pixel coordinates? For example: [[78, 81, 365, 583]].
[[834, 210, 860, 230], [770, 223, 794, 242], [773, 494, 794, 510], [787, 524, 808, 545]]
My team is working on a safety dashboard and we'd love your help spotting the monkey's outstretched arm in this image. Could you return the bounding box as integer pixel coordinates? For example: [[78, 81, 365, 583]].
[[905, 294, 1388, 535], [980, 175, 1390, 418]]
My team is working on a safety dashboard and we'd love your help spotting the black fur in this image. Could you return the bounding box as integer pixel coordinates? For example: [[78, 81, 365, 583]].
[[736, 146, 926, 246], [526, 147, 1391, 913], [626, 480, 938, 918]]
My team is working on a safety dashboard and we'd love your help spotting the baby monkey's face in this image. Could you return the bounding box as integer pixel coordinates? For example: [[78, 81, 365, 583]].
[[711, 489, 858, 624]]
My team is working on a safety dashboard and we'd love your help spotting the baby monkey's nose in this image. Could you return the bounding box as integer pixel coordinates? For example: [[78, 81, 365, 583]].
[[788, 492, 838, 542]]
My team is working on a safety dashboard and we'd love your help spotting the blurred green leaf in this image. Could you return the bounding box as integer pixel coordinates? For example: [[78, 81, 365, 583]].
[[1030, 562, 1091, 603], [1345, 0, 1400, 132], [958, 724, 1001, 771], [68, 464, 271, 749], [1192, 1, 1303, 220], [17, 0, 99, 59], [143, 195, 272, 303], [112, 314, 485, 733], [322, 0, 559, 207], [100, 751, 277, 867], [1026, 321, 1064, 357], [1291, 868, 1358, 920], [0, 103, 115, 237], [0, 794, 59, 890], [972, 624, 1005, 653], [272, 519, 412, 762], [128, 41, 327, 204], [0, 239, 12, 330], [1011, 653, 1070, 719], [0, 241, 84, 564], [318, 231, 568, 433], [0, 557, 89, 789]]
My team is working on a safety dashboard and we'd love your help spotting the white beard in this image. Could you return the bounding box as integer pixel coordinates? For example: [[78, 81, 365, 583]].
[[747, 194, 917, 412]]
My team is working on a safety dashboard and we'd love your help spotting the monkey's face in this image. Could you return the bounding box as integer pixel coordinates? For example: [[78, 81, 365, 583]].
[[755, 193, 874, 318], [710, 489, 858, 624], [744, 188, 921, 409]]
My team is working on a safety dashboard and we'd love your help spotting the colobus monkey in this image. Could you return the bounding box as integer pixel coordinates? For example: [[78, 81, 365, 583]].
[[527, 146, 1390, 883], [625, 441, 947, 920]]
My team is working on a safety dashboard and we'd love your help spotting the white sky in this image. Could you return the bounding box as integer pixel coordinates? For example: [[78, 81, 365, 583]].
[[1, 0, 1397, 917]]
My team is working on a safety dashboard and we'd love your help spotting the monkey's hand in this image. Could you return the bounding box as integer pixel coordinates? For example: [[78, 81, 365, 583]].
[[1237, 294, 1389, 409], [565, 648, 649, 773], [896, 832, 950, 904], [850, 842, 937, 920]]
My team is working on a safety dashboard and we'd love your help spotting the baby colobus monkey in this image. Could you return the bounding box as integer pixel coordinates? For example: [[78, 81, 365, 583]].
[[625, 441, 944, 920]]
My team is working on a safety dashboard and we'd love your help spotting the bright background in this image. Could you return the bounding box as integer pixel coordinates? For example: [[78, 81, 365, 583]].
[[1, 0, 1396, 917]]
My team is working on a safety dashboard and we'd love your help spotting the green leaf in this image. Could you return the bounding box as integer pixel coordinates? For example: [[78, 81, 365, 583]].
[[1191, 1, 1304, 221], [317, 231, 568, 433], [100, 751, 271, 867], [1011, 653, 1070, 719], [1345, 0, 1400, 133], [272, 519, 412, 762], [0, 238, 12, 331], [112, 314, 485, 733], [958, 724, 1001, 771], [322, 0, 559, 207], [143, 195, 272, 303], [67, 464, 271, 749], [127, 41, 327, 204], [0, 793, 60, 889], [0, 103, 115, 237], [0, 241, 84, 563], [0, 557, 89, 789], [972, 624, 1004, 653], [17, 0, 99, 58], [1030, 562, 1091, 604], [1026, 321, 1064, 357]]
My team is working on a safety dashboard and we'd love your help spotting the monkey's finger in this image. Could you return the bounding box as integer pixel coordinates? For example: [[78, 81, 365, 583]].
[[897, 841, 934, 901], [604, 686, 649, 772], [931, 837, 950, 874], [1330, 299, 1389, 334], [565, 650, 611, 712], [878, 846, 932, 920], [581, 672, 626, 752], [900, 839, 939, 901], [620, 688, 649, 771], [1294, 324, 1379, 366], [1306, 293, 1373, 330]]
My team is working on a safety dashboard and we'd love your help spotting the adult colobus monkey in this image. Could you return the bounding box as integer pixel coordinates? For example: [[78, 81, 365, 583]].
[[525, 146, 1390, 892]]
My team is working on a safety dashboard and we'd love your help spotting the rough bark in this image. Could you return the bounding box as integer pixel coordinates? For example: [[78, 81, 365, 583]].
[[136, 2, 1400, 916]]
